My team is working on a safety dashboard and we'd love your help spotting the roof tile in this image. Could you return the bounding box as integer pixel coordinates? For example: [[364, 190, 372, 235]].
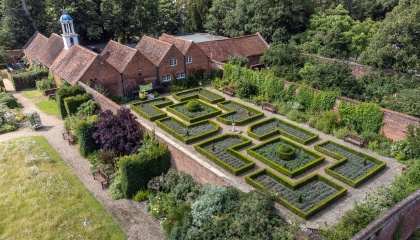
[[135, 36, 172, 66], [37, 33, 64, 67], [23, 32, 48, 64], [159, 33, 192, 55]]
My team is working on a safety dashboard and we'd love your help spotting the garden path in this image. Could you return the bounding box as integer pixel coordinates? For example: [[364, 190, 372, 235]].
[[0, 78, 164, 240]]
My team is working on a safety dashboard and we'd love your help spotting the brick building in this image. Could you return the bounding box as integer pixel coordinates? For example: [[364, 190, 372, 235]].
[[37, 33, 64, 68], [23, 32, 48, 65]]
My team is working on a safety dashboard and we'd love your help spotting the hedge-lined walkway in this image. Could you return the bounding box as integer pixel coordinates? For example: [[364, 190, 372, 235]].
[[0, 78, 164, 240]]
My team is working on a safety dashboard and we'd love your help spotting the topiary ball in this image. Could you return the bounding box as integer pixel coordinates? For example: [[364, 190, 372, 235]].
[[186, 100, 202, 112], [276, 144, 295, 160]]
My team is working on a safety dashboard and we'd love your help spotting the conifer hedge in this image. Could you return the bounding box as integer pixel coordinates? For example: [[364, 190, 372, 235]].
[[56, 85, 85, 119]]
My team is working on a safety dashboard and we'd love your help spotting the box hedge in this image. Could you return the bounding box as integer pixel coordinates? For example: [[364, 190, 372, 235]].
[[194, 134, 255, 175], [76, 116, 99, 157], [156, 117, 219, 144], [315, 140, 386, 187], [216, 100, 264, 126], [245, 169, 347, 219], [166, 99, 222, 123], [56, 85, 86, 119], [173, 88, 225, 103], [247, 136, 324, 178], [130, 97, 173, 121], [120, 143, 171, 198], [64, 93, 92, 116]]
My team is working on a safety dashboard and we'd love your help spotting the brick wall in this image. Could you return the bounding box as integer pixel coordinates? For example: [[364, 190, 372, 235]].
[[158, 46, 185, 84], [81, 59, 123, 96], [123, 51, 157, 93], [78, 82, 120, 114], [352, 189, 420, 240], [185, 44, 209, 76]]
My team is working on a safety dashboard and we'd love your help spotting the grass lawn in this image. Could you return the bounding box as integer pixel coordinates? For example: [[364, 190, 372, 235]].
[[0, 136, 125, 239], [22, 88, 43, 99], [36, 99, 60, 117]]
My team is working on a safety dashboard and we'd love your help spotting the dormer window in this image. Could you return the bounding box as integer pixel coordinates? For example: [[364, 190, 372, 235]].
[[186, 56, 192, 64], [170, 59, 177, 67]]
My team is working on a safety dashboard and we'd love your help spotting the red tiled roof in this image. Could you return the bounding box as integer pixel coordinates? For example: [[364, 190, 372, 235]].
[[135, 36, 172, 66], [23, 32, 48, 64], [50, 45, 97, 85], [37, 33, 64, 68], [159, 33, 192, 55], [196, 33, 269, 63], [101, 40, 137, 73]]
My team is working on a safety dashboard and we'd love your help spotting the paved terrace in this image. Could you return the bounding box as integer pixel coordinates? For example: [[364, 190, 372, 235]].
[[127, 85, 405, 229]]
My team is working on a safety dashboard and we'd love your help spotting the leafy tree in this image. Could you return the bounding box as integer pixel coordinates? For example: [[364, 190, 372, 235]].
[[204, 0, 235, 35], [228, 54, 249, 67], [407, 125, 420, 158], [185, 0, 212, 32], [345, 18, 379, 59], [381, 87, 420, 117], [360, 0, 420, 72], [260, 43, 302, 80], [157, 0, 185, 34], [0, 46, 11, 63], [93, 108, 144, 155]]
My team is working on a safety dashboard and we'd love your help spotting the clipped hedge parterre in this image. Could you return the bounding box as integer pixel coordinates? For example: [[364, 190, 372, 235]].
[[216, 100, 264, 126], [130, 97, 173, 121], [173, 88, 225, 103], [167, 99, 222, 123]]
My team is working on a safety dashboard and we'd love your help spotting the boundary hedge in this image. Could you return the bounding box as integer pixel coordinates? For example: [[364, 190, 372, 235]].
[[167, 99, 222, 123], [156, 117, 219, 144], [245, 168, 347, 219], [248, 117, 318, 144], [194, 134, 255, 175], [216, 100, 264, 126], [56, 85, 86, 119], [314, 140, 386, 187], [130, 97, 173, 121], [247, 137, 324, 178], [64, 93, 92, 116], [173, 88, 225, 103]]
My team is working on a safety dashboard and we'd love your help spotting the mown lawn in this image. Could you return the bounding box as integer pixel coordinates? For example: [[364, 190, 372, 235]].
[[35, 99, 60, 117], [21, 88, 43, 99], [0, 136, 125, 239]]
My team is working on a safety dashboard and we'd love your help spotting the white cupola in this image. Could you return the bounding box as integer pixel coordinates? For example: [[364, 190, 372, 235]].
[[60, 7, 79, 49]]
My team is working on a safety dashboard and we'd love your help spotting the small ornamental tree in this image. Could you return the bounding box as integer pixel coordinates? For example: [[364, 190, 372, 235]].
[[93, 108, 144, 156]]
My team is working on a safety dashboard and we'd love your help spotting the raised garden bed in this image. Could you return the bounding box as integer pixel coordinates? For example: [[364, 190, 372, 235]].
[[248, 118, 318, 144], [130, 97, 173, 121], [247, 137, 324, 177], [216, 100, 264, 126], [315, 140, 386, 187], [166, 99, 222, 123], [156, 117, 219, 144], [246, 169, 347, 219], [194, 134, 255, 175], [173, 88, 225, 104]]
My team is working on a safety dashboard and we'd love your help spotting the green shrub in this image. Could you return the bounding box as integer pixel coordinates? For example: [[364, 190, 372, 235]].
[[109, 175, 124, 200], [276, 144, 295, 160], [64, 93, 92, 116], [310, 110, 341, 134], [333, 127, 350, 139], [56, 85, 85, 119], [186, 100, 201, 112], [0, 96, 18, 109], [76, 117, 99, 157], [148, 192, 177, 218], [277, 103, 292, 116], [36, 77, 56, 91], [133, 189, 151, 202], [295, 86, 314, 110], [76, 99, 98, 116], [286, 109, 308, 123]]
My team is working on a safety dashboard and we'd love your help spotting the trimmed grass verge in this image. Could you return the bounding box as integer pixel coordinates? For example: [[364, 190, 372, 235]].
[[35, 99, 60, 117], [246, 168, 347, 219], [21, 88, 43, 99], [315, 140, 386, 188]]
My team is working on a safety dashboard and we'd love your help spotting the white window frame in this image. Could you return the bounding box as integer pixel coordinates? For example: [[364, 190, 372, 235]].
[[186, 56, 192, 64], [170, 59, 177, 67], [161, 75, 171, 82], [176, 72, 185, 79]]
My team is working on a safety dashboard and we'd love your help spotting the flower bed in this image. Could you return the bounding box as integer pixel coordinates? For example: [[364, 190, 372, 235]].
[[246, 169, 347, 219], [194, 134, 255, 175], [315, 140, 386, 187], [156, 117, 219, 144], [247, 137, 324, 177], [166, 99, 222, 123], [130, 97, 173, 121], [173, 88, 225, 103], [248, 118, 318, 144], [216, 100, 264, 126]]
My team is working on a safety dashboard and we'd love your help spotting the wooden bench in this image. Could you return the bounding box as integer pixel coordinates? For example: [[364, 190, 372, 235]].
[[62, 131, 75, 145], [93, 168, 109, 189], [262, 102, 277, 113], [223, 87, 235, 96], [344, 133, 365, 147]]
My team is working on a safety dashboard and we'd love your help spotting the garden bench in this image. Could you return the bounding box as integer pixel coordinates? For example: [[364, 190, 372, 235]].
[[262, 102, 277, 113], [344, 133, 365, 147], [223, 87, 235, 96], [62, 131, 75, 145], [93, 168, 109, 189]]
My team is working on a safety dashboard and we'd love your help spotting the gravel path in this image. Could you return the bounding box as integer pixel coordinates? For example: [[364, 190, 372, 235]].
[[0, 79, 164, 240]]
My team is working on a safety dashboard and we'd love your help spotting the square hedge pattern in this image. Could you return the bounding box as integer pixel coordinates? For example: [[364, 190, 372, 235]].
[[166, 99, 222, 123], [248, 117, 319, 144], [247, 137, 324, 178], [216, 100, 264, 126], [315, 140, 386, 187], [246, 169, 347, 219], [130, 97, 173, 121], [156, 117, 219, 144], [194, 134, 255, 175], [173, 88, 225, 104]]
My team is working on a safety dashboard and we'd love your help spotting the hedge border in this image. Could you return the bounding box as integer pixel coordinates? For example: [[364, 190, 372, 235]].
[[194, 134, 255, 175], [130, 97, 173, 121], [247, 136, 324, 178], [166, 99, 222, 123], [216, 100, 264, 126], [156, 117, 219, 144], [314, 140, 387, 188], [245, 168, 347, 219], [247, 117, 319, 144], [173, 88, 225, 104]]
